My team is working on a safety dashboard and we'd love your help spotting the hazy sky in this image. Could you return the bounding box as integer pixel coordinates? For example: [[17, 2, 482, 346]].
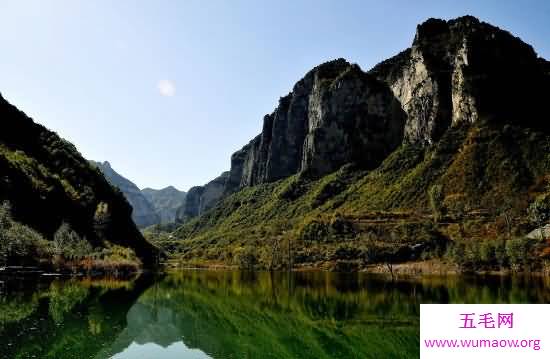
[[1, 1, 549, 191]]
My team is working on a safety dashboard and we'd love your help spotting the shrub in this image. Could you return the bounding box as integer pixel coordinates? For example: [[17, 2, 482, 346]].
[[278, 176, 306, 201], [428, 185, 445, 222], [528, 194, 550, 239], [52, 222, 92, 259], [297, 218, 329, 242], [505, 237, 535, 271], [448, 239, 500, 272], [448, 237, 540, 272], [494, 240, 507, 268], [0, 201, 50, 265], [233, 246, 258, 270]]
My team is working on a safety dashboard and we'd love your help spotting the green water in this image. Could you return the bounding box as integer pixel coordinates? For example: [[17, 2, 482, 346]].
[[0, 271, 549, 359]]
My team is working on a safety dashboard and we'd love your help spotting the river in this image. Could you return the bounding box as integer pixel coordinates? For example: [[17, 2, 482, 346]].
[[1, 270, 549, 358]]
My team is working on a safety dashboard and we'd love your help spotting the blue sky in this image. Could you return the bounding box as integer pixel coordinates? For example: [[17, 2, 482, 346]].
[[1, 0, 549, 191]]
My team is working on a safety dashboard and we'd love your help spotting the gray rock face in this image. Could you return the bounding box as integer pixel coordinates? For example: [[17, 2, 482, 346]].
[[199, 172, 229, 214], [91, 161, 160, 228], [302, 64, 405, 175], [142, 186, 186, 224], [224, 59, 405, 193], [176, 186, 204, 222], [176, 172, 229, 223], [370, 16, 550, 144]]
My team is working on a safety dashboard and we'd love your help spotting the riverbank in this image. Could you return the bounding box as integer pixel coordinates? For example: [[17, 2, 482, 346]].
[[0, 258, 143, 278], [165, 258, 550, 276]]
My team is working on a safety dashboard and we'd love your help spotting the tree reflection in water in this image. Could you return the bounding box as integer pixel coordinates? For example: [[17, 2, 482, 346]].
[[0, 272, 549, 359]]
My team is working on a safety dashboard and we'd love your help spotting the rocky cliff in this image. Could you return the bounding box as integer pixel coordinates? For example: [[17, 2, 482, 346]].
[[142, 186, 186, 224], [0, 95, 157, 265], [175, 172, 229, 223], [91, 161, 160, 228], [226, 16, 549, 194], [369, 16, 550, 144], [225, 59, 406, 194]]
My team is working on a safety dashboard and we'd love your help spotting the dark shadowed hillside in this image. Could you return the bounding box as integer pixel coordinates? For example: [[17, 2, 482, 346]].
[[0, 94, 158, 266]]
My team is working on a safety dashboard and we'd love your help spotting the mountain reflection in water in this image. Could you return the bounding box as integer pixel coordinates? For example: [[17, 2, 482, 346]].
[[1, 271, 549, 359]]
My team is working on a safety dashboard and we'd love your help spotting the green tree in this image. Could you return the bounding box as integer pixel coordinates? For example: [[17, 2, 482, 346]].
[[428, 185, 445, 223], [93, 201, 112, 241], [505, 238, 529, 272], [498, 198, 515, 239], [528, 194, 550, 239], [233, 246, 257, 270], [0, 201, 11, 230], [479, 240, 495, 265], [444, 193, 469, 239], [494, 240, 507, 269], [53, 223, 91, 259], [448, 240, 467, 271], [0, 201, 48, 265]]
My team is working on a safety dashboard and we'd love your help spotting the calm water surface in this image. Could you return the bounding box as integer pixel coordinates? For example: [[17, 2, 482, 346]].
[[0, 271, 549, 359]]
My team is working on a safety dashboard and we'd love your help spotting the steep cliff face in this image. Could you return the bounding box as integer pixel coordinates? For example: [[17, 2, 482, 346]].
[[302, 64, 405, 175], [225, 59, 406, 194], [199, 172, 229, 214], [176, 172, 229, 223], [91, 161, 160, 228], [176, 186, 204, 223], [370, 16, 550, 144], [225, 16, 550, 194], [0, 95, 157, 265], [142, 186, 186, 224]]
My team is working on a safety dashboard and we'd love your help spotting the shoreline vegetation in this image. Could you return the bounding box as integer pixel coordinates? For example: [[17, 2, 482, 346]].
[[148, 193, 550, 276], [166, 258, 550, 277], [0, 201, 143, 277]]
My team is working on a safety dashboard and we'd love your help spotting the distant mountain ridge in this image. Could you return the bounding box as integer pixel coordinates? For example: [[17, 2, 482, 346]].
[[90, 161, 160, 228], [92, 161, 186, 227], [142, 186, 186, 224]]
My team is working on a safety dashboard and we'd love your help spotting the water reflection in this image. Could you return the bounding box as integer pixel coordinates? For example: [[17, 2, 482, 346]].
[[0, 272, 549, 359]]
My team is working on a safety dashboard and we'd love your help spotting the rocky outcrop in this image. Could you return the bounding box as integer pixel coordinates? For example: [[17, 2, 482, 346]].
[[176, 172, 229, 223], [176, 186, 204, 223], [302, 64, 405, 175], [91, 161, 160, 228], [0, 95, 157, 265], [200, 172, 229, 214], [370, 16, 550, 144], [224, 59, 406, 194], [142, 186, 186, 224]]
